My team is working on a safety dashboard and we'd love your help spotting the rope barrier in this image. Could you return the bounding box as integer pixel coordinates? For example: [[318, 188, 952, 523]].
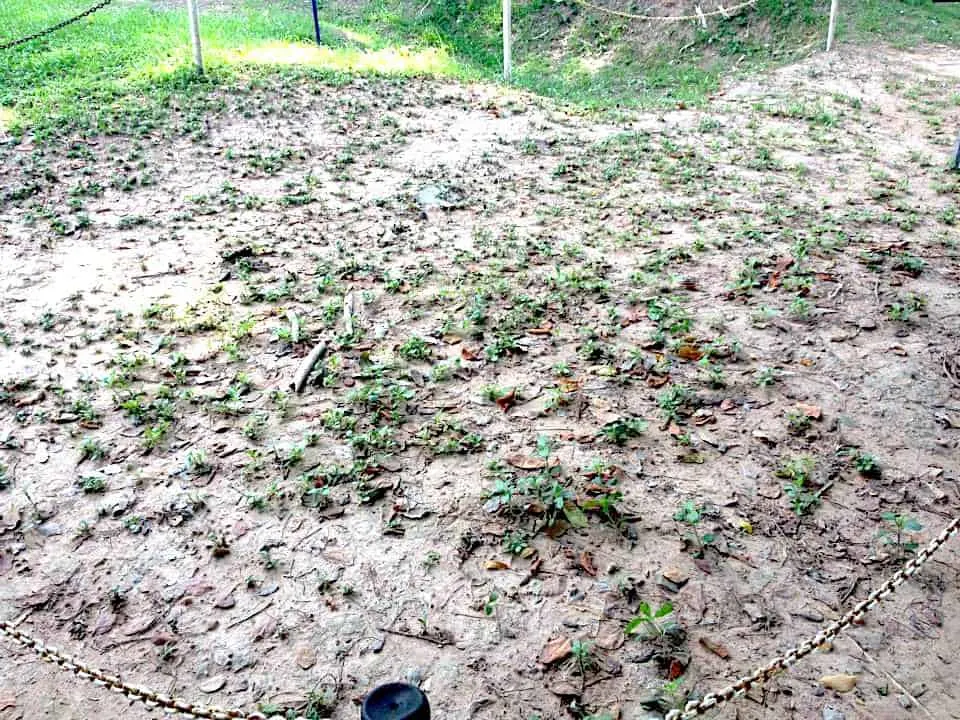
[[0, 0, 114, 52], [563, 0, 757, 23]]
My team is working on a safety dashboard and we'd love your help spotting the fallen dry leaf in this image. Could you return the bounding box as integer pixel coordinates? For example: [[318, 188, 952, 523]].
[[579, 551, 597, 577], [699, 636, 730, 659], [794, 402, 822, 420], [461, 347, 480, 361], [495, 389, 517, 412], [766, 256, 795, 289], [820, 673, 858, 693], [675, 344, 704, 361], [484, 559, 511, 571], [662, 567, 689, 588], [540, 637, 572, 665], [646, 374, 671, 388], [14, 389, 45, 408], [505, 454, 547, 470]]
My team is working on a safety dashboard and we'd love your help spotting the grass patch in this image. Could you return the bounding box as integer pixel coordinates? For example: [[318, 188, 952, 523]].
[[2, 0, 960, 137]]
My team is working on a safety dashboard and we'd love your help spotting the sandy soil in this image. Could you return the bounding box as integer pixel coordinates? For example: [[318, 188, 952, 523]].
[[1, 44, 959, 720]]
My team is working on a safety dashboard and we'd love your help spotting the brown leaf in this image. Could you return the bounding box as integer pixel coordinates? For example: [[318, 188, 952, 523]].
[[505, 454, 547, 470], [766, 256, 795, 290], [667, 656, 688, 680], [15, 390, 45, 408], [527, 323, 554, 335], [699, 637, 730, 659], [495, 389, 516, 412], [795, 402, 822, 420], [461, 347, 480, 361], [719, 398, 737, 413], [662, 567, 689, 588], [540, 637, 572, 665], [646, 374, 671, 388], [596, 625, 625, 651], [484, 559, 511, 571], [675, 344, 703, 362], [579, 551, 597, 577]]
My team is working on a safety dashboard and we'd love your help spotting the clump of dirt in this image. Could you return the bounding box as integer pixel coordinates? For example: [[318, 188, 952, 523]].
[[0, 44, 959, 720]]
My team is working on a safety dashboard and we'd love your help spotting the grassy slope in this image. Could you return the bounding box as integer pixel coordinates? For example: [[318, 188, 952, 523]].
[[0, 0, 959, 138]]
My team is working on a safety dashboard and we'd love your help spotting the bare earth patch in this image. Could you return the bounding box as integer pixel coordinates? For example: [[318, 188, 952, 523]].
[[1, 45, 959, 720]]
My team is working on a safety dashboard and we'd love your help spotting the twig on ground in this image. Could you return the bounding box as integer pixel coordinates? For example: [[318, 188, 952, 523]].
[[226, 600, 274, 630], [848, 637, 935, 720], [377, 625, 450, 647], [291, 340, 327, 393]]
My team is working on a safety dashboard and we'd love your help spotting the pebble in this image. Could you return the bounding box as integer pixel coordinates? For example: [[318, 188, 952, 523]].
[[822, 707, 845, 720], [199, 676, 226, 694], [909, 682, 926, 698], [858, 317, 877, 330], [898, 695, 912, 709]]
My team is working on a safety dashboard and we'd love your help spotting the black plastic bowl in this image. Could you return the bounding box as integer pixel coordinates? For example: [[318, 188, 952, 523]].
[[361, 683, 431, 720]]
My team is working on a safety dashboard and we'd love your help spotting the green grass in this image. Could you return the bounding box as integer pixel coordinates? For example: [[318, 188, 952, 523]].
[[1, 0, 959, 138]]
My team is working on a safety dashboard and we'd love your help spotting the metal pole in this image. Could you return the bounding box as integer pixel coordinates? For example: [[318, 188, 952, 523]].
[[826, 0, 839, 51], [502, 0, 512, 82], [310, 0, 322, 45], [186, 0, 203, 74]]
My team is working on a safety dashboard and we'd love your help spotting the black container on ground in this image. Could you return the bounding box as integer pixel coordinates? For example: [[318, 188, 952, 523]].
[[361, 683, 430, 720]]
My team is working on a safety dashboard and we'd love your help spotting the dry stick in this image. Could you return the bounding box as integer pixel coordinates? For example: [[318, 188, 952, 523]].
[[226, 600, 273, 630], [286, 309, 301, 344], [848, 637, 935, 720], [377, 626, 450, 647], [291, 341, 327, 394], [342, 291, 356, 336]]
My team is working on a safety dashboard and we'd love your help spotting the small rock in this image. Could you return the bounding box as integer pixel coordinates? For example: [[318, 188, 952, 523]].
[[909, 682, 926, 698], [822, 706, 846, 720], [820, 674, 858, 693], [199, 676, 226, 694], [214, 593, 235, 609], [295, 646, 316, 670], [794, 608, 824, 623], [405, 667, 423, 686], [661, 567, 689, 588], [757, 484, 782, 499], [35, 522, 62, 537], [857, 318, 877, 331], [898, 695, 912, 709]]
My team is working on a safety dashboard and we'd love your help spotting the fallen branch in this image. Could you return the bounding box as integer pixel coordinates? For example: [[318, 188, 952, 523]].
[[377, 626, 451, 647], [226, 600, 273, 630], [291, 340, 327, 394]]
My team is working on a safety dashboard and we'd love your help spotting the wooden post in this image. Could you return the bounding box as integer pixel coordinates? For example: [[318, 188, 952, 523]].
[[186, 0, 204, 74], [826, 0, 839, 51], [502, 0, 512, 82]]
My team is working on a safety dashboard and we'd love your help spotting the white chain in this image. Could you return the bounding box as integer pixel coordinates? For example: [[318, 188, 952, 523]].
[[0, 620, 306, 720], [2, 514, 957, 720], [665, 514, 960, 719]]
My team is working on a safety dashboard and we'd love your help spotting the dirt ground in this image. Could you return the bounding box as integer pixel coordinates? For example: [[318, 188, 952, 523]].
[[1, 43, 959, 720]]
